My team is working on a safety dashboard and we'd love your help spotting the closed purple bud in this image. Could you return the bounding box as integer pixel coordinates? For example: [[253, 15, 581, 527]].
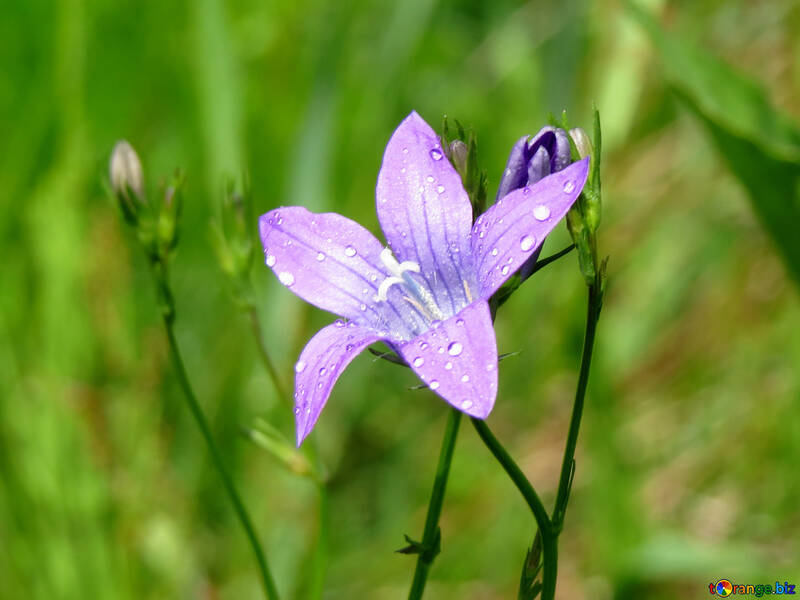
[[527, 146, 552, 183], [495, 127, 572, 202], [496, 136, 531, 200]]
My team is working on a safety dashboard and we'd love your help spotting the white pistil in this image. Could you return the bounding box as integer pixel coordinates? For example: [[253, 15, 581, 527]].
[[376, 247, 445, 322]]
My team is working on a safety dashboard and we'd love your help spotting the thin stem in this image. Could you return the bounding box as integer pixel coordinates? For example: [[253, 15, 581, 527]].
[[551, 283, 602, 528], [530, 244, 576, 276], [308, 482, 330, 600], [407, 409, 462, 600], [248, 305, 287, 402], [470, 418, 557, 600], [163, 317, 280, 600]]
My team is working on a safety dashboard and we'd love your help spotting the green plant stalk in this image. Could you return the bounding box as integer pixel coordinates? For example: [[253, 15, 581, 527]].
[[542, 280, 602, 600], [247, 304, 329, 600], [470, 419, 556, 599], [407, 408, 462, 600], [248, 305, 288, 402], [157, 270, 280, 600]]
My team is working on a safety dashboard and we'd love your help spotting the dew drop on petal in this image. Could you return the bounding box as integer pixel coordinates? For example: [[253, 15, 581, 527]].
[[520, 235, 535, 252], [402, 147, 409, 154], [359, 303, 367, 311], [436, 185, 445, 194], [501, 265, 510, 275], [317, 382, 323, 390], [334, 319, 345, 328], [486, 362, 495, 371], [345, 344, 354, 352], [430, 148, 443, 161], [344, 245, 357, 257], [445, 362, 453, 370], [293, 406, 300, 415], [426, 175, 435, 183], [266, 254, 276, 267], [533, 205, 551, 221], [491, 247, 499, 257], [456, 318, 464, 326], [447, 342, 463, 356], [437, 347, 445, 354], [413, 357, 424, 367], [319, 367, 327, 376], [419, 341, 429, 350], [294, 360, 306, 373], [563, 180, 575, 194], [429, 380, 440, 390], [461, 374, 470, 383], [316, 252, 326, 261], [461, 399, 473, 410], [279, 272, 295, 286]]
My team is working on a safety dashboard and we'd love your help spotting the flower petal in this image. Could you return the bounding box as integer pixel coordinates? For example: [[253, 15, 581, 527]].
[[259, 207, 416, 338], [472, 158, 589, 298], [375, 111, 476, 315], [397, 300, 497, 418], [293, 322, 381, 445]]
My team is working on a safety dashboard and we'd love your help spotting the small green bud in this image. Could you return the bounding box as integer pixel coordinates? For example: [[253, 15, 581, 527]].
[[568, 127, 592, 160]]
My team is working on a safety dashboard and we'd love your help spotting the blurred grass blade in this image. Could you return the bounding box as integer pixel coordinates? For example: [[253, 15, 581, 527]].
[[628, 1, 800, 284]]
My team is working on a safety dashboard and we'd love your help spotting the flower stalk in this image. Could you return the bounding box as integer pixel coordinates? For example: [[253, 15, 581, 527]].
[[110, 142, 280, 600]]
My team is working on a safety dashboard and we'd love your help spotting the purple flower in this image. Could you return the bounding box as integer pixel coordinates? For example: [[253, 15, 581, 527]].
[[259, 112, 588, 445]]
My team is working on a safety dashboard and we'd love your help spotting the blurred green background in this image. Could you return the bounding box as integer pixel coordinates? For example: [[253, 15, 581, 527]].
[[2, 0, 799, 598]]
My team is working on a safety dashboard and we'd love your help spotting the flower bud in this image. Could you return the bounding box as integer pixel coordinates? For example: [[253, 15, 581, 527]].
[[448, 140, 468, 173], [109, 140, 144, 199], [496, 127, 572, 281], [110, 140, 145, 225], [569, 127, 592, 159]]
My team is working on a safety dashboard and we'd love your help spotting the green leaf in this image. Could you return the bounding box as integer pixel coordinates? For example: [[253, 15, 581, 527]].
[[628, 1, 800, 284]]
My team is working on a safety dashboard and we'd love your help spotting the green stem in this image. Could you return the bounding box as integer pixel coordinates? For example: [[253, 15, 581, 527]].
[[163, 315, 280, 600], [407, 409, 462, 600], [308, 481, 330, 600], [470, 419, 557, 599], [551, 283, 602, 528], [530, 244, 576, 276], [248, 305, 288, 402]]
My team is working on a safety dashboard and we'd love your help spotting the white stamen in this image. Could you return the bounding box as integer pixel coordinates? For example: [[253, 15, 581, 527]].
[[376, 276, 405, 301], [463, 280, 473, 303]]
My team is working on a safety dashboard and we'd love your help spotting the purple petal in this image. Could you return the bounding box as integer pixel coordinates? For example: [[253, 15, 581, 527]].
[[259, 207, 415, 338], [526, 146, 552, 185], [294, 322, 381, 445], [397, 300, 497, 418], [496, 135, 531, 201], [375, 111, 476, 315], [472, 157, 589, 298]]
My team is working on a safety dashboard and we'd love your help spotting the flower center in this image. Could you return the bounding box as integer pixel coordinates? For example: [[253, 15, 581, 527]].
[[376, 248, 446, 323]]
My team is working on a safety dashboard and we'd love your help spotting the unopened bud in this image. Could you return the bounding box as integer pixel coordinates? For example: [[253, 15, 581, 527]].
[[448, 140, 468, 173], [569, 127, 592, 159], [109, 140, 144, 200]]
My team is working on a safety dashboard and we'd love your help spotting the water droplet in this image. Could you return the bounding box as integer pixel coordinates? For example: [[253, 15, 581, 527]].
[[319, 367, 327, 376], [533, 205, 551, 221], [520, 235, 535, 251], [486, 363, 495, 371], [461, 374, 470, 383], [334, 319, 345, 328], [429, 380, 440, 390], [359, 303, 366, 311], [413, 357, 424, 367], [402, 147, 409, 154], [344, 245, 357, 257], [522, 187, 530, 195], [461, 400, 473, 410], [456, 318, 465, 326], [430, 148, 443, 161], [501, 265, 510, 275], [345, 344, 354, 352], [419, 341, 429, 350], [447, 342, 463, 356], [295, 361, 306, 373], [437, 347, 444, 354], [265, 254, 276, 267], [436, 185, 445, 194], [293, 406, 300, 415], [445, 362, 453, 370], [316, 252, 326, 261], [491, 247, 499, 257], [279, 272, 295, 286], [426, 175, 435, 183], [507, 257, 514, 264], [563, 180, 575, 194], [317, 382, 323, 389]]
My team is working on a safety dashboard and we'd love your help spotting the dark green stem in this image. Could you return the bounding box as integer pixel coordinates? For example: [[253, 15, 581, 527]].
[[162, 309, 280, 600], [530, 244, 576, 276], [407, 409, 462, 600], [470, 419, 557, 599]]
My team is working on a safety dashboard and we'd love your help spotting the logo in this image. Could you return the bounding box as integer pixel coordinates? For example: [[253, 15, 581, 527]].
[[708, 579, 796, 597]]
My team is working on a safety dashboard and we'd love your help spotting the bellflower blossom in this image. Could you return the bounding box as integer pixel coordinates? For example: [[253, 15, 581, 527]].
[[259, 112, 588, 444]]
